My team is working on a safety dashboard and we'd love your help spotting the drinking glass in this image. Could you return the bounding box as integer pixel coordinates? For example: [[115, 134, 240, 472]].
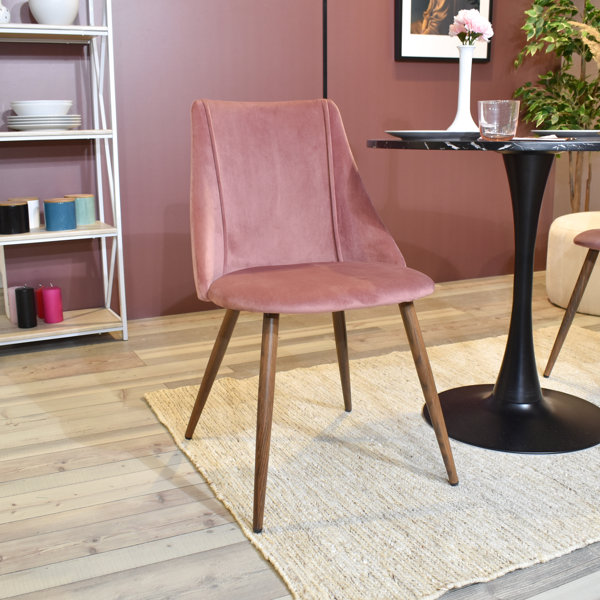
[[478, 100, 520, 141]]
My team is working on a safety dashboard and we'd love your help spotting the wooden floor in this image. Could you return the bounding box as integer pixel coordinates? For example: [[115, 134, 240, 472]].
[[1, 272, 600, 600]]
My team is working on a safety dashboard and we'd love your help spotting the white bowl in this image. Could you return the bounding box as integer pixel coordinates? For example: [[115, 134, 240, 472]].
[[28, 0, 80, 26], [11, 100, 73, 116]]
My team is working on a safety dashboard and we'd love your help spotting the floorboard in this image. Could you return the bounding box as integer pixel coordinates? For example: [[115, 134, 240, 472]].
[[1, 272, 598, 599]]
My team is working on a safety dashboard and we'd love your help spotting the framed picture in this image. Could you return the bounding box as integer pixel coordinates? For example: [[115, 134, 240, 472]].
[[395, 0, 492, 62]]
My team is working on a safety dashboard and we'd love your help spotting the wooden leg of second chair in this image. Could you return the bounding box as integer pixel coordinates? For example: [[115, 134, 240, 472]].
[[185, 309, 240, 439], [544, 249, 599, 377], [253, 313, 279, 533], [332, 311, 352, 412], [399, 302, 458, 485]]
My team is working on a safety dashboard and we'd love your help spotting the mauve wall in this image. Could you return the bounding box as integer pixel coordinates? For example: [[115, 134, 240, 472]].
[[0, 0, 322, 315], [112, 0, 323, 317], [328, 0, 555, 282], [1, 0, 555, 319]]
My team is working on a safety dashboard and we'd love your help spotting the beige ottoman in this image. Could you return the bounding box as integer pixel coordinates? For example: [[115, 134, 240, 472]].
[[546, 212, 600, 315]]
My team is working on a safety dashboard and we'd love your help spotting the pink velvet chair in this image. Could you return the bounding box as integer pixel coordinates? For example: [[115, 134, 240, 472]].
[[185, 98, 458, 533], [544, 228, 600, 377]]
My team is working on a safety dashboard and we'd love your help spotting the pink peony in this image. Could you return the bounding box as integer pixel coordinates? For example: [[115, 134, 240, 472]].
[[449, 9, 494, 44]]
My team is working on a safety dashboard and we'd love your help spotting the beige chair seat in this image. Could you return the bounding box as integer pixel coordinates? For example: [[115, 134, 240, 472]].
[[546, 212, 600, 316]]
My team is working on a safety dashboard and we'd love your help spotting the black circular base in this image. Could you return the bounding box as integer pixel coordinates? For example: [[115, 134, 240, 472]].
[[424, 384, 600, 453]]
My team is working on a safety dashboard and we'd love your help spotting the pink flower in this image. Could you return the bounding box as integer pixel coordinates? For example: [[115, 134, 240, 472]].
[[449, 9, 494, 44]]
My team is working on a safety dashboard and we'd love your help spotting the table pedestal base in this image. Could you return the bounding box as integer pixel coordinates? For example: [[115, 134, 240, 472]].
[[424, 385, 600, 453]]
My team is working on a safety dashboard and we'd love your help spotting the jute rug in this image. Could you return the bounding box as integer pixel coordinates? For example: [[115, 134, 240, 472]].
[[145, 325, 600, 600]]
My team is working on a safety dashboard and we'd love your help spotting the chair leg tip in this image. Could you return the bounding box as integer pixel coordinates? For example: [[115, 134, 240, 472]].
[[253, 527, 263, 534], [450, 480, 459, 486], [184, 434, 193, 440]]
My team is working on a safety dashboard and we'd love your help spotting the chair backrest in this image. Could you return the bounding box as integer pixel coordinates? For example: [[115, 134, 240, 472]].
[[190, 98, 404, 301]]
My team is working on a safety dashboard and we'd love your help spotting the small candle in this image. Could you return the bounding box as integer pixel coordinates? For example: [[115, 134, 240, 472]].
[[35, 285, 45, 319], [15, 286, 37, 329], [42, 286, 63, 324], [7, 286, 19, 324]]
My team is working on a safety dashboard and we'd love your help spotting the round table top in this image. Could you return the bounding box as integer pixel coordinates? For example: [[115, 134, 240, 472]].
[[367, 136, 600, 153]]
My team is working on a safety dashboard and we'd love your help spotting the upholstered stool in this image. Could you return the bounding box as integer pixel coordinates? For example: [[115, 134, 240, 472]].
[[546, 212, 600, 316], [544, 228, 600, 376]]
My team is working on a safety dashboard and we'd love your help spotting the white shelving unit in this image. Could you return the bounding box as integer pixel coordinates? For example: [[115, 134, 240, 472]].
[[0, 0, 127, 346]]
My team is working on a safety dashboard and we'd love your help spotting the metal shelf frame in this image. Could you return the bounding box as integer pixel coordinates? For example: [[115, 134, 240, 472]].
[[0, 0, 127, 344], [0, 22, 108, 43], [0, 129, 113, 142]]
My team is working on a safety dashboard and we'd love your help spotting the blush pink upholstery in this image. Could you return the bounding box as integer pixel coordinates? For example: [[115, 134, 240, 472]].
[[189, 98, 433, 311], [208, 261, 434, 314], [185, 98, 458, 533]]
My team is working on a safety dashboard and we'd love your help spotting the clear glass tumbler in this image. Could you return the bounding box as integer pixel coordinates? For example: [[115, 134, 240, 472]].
[[478, 100, 520, 141]]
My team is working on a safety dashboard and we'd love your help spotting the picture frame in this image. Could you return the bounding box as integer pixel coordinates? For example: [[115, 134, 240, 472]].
[[394, 0, 492, 62]]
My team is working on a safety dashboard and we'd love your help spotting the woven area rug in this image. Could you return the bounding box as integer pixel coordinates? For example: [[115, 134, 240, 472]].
[[145, 325, 600, 600]]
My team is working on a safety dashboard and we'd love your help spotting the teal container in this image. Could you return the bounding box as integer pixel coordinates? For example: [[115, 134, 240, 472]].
[[44, 198, 76, 231], [65, 194, 96, 226]]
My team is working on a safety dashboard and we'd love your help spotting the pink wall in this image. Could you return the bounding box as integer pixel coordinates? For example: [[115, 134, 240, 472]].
[[1, 0, 322, 315], [1, 1, 556, 319], [328, 0, 556, 282], [112, 0, 323, 317]]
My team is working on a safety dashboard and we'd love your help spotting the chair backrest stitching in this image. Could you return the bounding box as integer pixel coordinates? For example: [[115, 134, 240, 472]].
[[322, 99, 343, 262], [202, 100, 229, 274]]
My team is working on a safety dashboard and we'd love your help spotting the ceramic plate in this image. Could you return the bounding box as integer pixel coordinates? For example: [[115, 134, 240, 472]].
[[386, 130, 480, 141], [8, 116, 80, 121], [7, 123, 80, 131], [532, 130, 600, 139]]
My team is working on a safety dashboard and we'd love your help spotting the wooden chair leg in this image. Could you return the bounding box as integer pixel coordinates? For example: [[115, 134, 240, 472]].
[[544, 249, 599, 378], [185, 309, 240, 439], [399, 302, 458, 486], [253, 313, 279, 533], [332, 311, 352, 412]]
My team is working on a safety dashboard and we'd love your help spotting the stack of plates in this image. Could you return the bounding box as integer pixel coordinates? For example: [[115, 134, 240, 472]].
[[7, 114, 82, 131], [532, 129, 600, 139]]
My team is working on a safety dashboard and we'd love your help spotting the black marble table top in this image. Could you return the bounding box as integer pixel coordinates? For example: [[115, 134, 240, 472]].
[[368, 132, 600, 453], [367, 137, 600, 152]]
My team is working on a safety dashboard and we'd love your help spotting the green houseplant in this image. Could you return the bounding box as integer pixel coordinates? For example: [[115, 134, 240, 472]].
[[514, 0, 600, 212]]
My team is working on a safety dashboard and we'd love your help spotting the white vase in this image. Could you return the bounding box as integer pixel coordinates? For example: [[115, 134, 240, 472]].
[[28, 0, 80, 26], [0, 1, 10, 24], [447, 44, 479, 132]]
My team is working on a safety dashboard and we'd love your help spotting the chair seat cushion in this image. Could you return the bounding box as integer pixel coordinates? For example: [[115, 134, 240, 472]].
[[575, 228, 600, 250], [207, 261, 434, 314]]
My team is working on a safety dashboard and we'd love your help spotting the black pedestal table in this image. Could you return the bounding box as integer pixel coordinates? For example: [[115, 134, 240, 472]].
[[367, 136, 600, 453]]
